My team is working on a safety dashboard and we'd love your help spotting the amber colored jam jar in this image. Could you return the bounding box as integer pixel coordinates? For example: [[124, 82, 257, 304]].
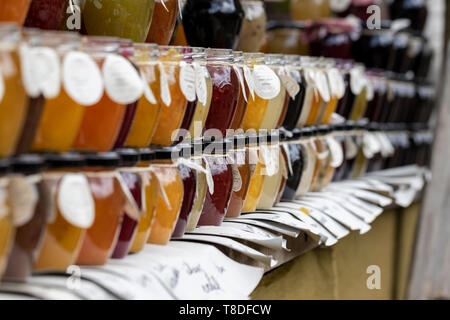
[[146, 0, 179, 45]]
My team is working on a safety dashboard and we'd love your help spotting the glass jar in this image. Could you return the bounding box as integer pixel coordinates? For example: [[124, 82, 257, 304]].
[[281, 130, 304, 201], [236, 0, 267, 52], [182, 0, 245, 49], [265, 22, 309, 55], [0, 0, 32, 24], [125, 43, 161, 148], [203, 49, 240, 137], [72, 37, 129, 152], [3, 155, 48, 280], [229, 51, 249, 132], [147, 147, 184, 245], [172, 145, 197, 237], [354, 27, 393, 70], [197, 140, 234, 226], [111, 149, 142, 259], [29, 31, 86, 153], [0, 160, 13, 280], [81, 0, 155, 42], [290, 0, 330, 21], [76, 152, 126, 265], [330, 123, 350, 182], [34, 153, 91, 272], [129, 148, 158, 253], [146, 0, 179, 45], [151, 46, 188, 147], [24, 0, 69, 30], [0, 25, 29, 158], [241, 53, 269, 131], [295, 127, 318, 197], [308, 126, 331, 192], [226, 135, 253, 218]]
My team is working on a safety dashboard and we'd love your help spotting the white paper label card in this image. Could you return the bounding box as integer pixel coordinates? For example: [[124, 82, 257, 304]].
[[31, 47, 61, 99], [224, 219, 300, 238], [326, 136, 344, 168], [252, 65, 281, 100], [278, 67, 300, 98], [63, 51, 104, 106], [179, 62, 196, 102], [19, 44, 40, 98]]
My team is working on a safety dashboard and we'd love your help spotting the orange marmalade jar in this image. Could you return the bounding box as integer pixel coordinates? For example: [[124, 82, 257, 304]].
[[151, 46, 188, 147], [147, 147, 184, 245]]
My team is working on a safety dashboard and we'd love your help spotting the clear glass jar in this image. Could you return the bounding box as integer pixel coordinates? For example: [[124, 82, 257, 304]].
[[236, 0, 267, 52]]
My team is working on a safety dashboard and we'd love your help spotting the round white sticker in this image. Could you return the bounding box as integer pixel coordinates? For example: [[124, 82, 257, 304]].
[[179, 62, 196, 102], [58, 174, 95, 229], [32, 47, 61, 99], [278, 67, 300, 99], [63, 51, 104, 106], [102, 54, 144, 105], [253, 65, 281, 100]]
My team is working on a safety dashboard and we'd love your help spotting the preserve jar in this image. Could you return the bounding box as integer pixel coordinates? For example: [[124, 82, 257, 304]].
[[24, 0, 69, 30], [34, 153, 93, 272], [147, 147, 184, 245], [229, 51, 249, 132], [125, 43, 161, 148], [0, 24, 29, 158], [226, 135, 253, 218], [265, 21, 309, 55], [322, 66, 345, 124], [4, 155, 48, 280], [0, 159, 14, 280], [203, 49, 240, 137], [146, 0, 179, 45], [76, 152, 126, 265], [182, 0, 245, 49], [306, 68, 330, 125], [290, 0, 330, 21], [295, 127, 318, 197], [330, 122, 351, 182], [129, 148, 158, 253], [81, 0, 155, 42], [0, 0, 32, 24], [387, 32, 410, 73], [30, 31, 87, 153], [281, 130, 304, 201], [197, 140, 234, 226], [364, 75, 388, 122], [236, 0, 267, 53], [353, 26, 393, 70], [151, 46, 188, 147], [111, 149, 142, 259]]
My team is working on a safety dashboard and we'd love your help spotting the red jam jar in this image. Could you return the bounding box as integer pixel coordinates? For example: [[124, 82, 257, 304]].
[[24, 0, 69, 30]]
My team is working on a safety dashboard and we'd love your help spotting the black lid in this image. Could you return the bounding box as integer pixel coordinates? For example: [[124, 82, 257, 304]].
[[0, 158, 11, 175], [331, 122, 347, 132], [367, 122, 380, 132], [203, 139, 232, 154], [11, 154, 46, 174], [317, 125, 331, 136], [139, 148, 156, 162], [155, 147, 179, 161], [355, 121, 367, 131], [44, 152, 86, 169], [345, 120, 356, 131], [300, 127, 314, 137], [115, 148, 140, 167], [85, 152, 121, 167]]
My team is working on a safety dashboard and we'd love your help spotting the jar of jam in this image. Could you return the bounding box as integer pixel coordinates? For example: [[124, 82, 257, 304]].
[[0, 159, 14, 280], [295, 60, 318, 128], [125, 43, 161, 148], [265, 21, 309, 55], [295, 127, 318, 197], [290, 0, 330, 20], [281, 129, 304, 201], [185, 140, 208, 231], [34, 153, 93, 272], [322, 64, 345, 124], [146, 0, 179, 45], [242, 134, 266, 212], [203, 49, 240, 138], [257, 133, 287, 209], [4, 155, 48, 280], [172, 144, 197, 237], [197, 139, 234, 226], [182, 0, 245, 50], [147, 147, 184, 245], [29, 31, 86, 153], [229, 51, 249, 132], [390, 0, 428, 32], [129, 148, 158, 253], [354, 26, 393, 70], [24, 0, 69, 30], [226, 135, 253, 218], [0, 0, 32, 24], [111, 149, 142, 259], [259, 54, 288, 130], [73, 36, 134, 152], [151, 46, 188, 147], [81, 0, 155, 42], [236, 0, 267, 53], [76, 152, 126, 265], [0, 24, 29, 158], [414, 40, 433, 79], [241, 53, 269, 131]]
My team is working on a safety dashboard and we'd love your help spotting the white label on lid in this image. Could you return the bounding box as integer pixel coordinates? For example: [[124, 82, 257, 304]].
[[194, 63, 208, 105], [233, 65, 247, 103], [314, 70, 330, 102], [253, 65, 280, 100], [278, 67, 300, 99], [158, 62, 171, 107], [141, 69, 157, 105], [231, 165, 242, 192], [326, 136, 344, 168], [8, 176, 39, 227], [63, 51, 104, 106], [243, 65, 255, 100], [102, 54, 144, 104], [19, 44, 40, 98], [329, 0, 351, 12], [179, 62, 196, 102], [58, 174, 95, 229], [350, 67, 365, 95], [328, 68, 345, 99]]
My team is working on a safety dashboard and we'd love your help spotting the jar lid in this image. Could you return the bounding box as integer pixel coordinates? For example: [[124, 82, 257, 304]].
[[85, 152, 121, 167], [317, 125, 331, 136], [155, 147, 180, 161], [11, 154, 46, 174], [115, 148, 140, 167], [139, 148, 156, 162], [331, 123, 347, 132], [300, 127, 315, 137], [367, 122, 380, 132], [44, 152, 86, 169]]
